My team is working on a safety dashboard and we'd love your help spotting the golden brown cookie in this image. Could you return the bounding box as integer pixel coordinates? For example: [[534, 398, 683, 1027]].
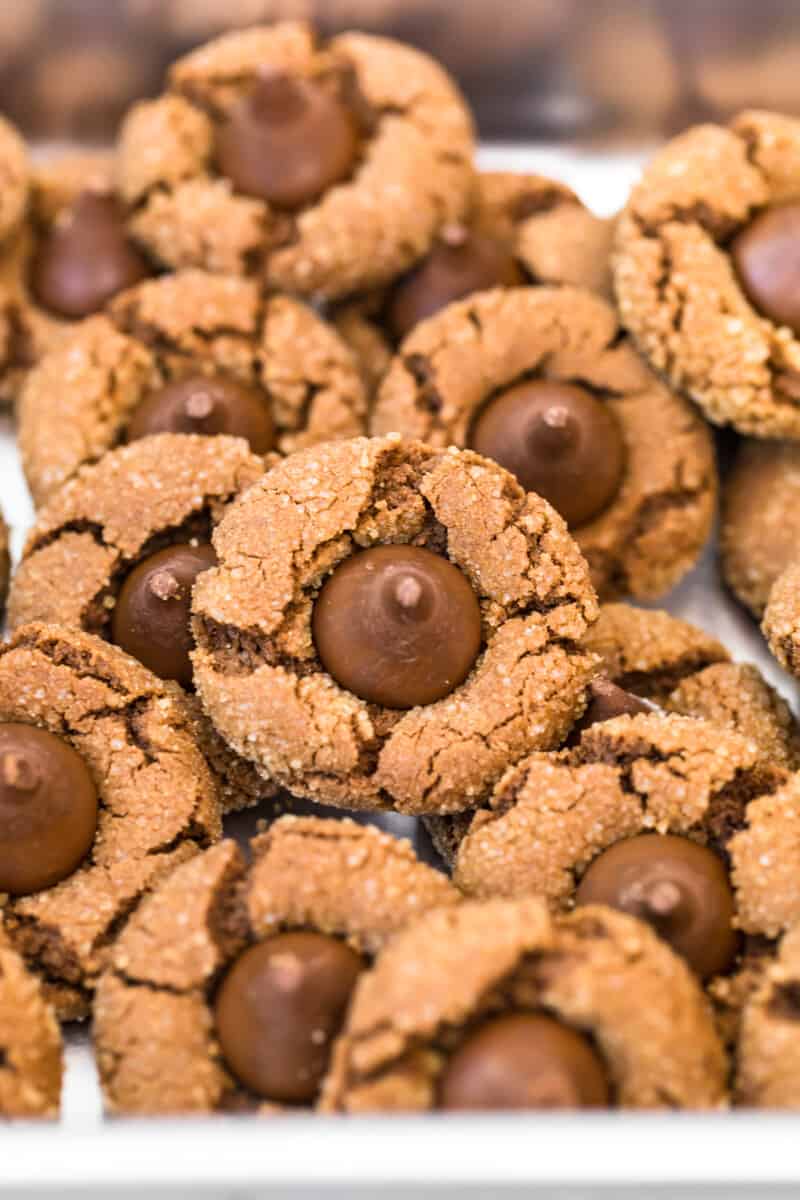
[[763, 561, 800, 680], [115, 23, 475, 299], [736, 921, 800, 1106], [18, 269, 367, 508], [0, 924, 62, 1118], [93, 816, 458, 1115], [0, 623, 221, 1020], [322, 897, 728, 1111], [192, 434, 599, 815], [722, 440, 800, 616], [0, 115, 28, 246], [371, 287, 717, 600], [615, 110, 800, 438], [8, 433, 271, 814], [0, 506, 9, 621]]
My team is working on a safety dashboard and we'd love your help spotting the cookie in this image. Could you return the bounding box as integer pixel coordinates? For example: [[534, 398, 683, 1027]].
[[0, 623, 221, 1020], [0, 506, 9, 620], [722, 439, 800, 616], [8, 433, 271, 814], [0, 924, 62, 1118], [0, 115, 28, 247], [191, 434, 599, 815], [18, 269, 367, 508], [322, 897, 727, 1111], [93, 816, 458, 1114], [584, 603, 800, 767], [115, 23, 475, 299], [371, 286, 717, 600], [614, 110, 800, 438], [333, 171, 615, 392], [762, 560, 800, 677], [737, 921, 800, 1106]]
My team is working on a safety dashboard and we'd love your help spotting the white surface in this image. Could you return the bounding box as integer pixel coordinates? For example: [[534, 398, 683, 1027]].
[[2, 146, 798, 1194]]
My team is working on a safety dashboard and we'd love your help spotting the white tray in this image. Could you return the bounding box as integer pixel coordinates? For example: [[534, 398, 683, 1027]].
[[2, 145, 797, 1198]]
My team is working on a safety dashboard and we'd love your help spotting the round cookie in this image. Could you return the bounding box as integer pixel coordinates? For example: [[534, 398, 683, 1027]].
[[371, 287, 717, 600], [18, 269, 367, 508], [93, 816, 458, 1115], [115, 23, 475, 299], [737, 921, 800, 1107], [8, 434, 269, 814], [191, 434, 599, 816], [722, 439, 800, 616], [614, 109, 800, 438], [322, 897, 727, 1111], [0, 115, 28, 247], [0, 924, 62, 1119], [0, 623, 221, 1020], [762, 560, 800, 678]]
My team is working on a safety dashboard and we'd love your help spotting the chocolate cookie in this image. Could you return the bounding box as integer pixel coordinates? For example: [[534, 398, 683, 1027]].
[[0, 924, 62, 1118], [370, 287, 717, 600], [93, 816, 458, 1114], [614, 110, 800, 438], [18, 269, 367, 507], [191, 434, 599, 815], [115, 23, 475, 299], [0, 623, 221, 1020], [322, 897, 727, 1111], [737, 921, 800, 1106], [722, 439, 800, 616]]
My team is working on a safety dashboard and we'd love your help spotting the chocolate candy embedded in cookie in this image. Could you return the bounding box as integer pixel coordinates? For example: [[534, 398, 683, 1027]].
[[731, 204, 800, 336], [386, 225, 524, 342], [111, 543, 217, 688], [30, 192, 149, 320], [215, 72, 358, 211], [575, 833, 737, 980], [568, 676, 654, 744], [0, 723, 98, 896], [312, 545, 482, 710], [469, 380, 625, 527], [214, 930, 363, 1104], [126, 374, 275, 454], [439, 1011, 610, 1110]]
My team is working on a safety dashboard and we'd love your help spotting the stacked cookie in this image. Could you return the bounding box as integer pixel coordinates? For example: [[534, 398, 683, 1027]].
[[3, 21, 800, 1119]]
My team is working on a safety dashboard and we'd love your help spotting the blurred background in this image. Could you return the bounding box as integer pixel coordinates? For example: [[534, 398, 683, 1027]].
[[3, 0, 800, 144]]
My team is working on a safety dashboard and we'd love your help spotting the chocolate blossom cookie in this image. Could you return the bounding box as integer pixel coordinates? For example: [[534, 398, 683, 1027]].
[[615, 110, 800, 438], [0, 925, 62, 1118], [94, 816, 458, 1114], [0, 623, 221, 1020], [192, 434, 599, 815], [8, 434, 271, 814], [18, 269, 367, 508], [323, 897, 727, 1111], [115, 23, 475, 299], [736, 921, 800, 1107], [371, 286, 717, 600]]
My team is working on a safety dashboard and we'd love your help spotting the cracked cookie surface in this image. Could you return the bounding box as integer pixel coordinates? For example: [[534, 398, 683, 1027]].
[[371, 287, 716, 600], [93, 816, 458, 1115], [614, 110, 800, 438], [737, 921, 800, 1106], [0, 623, 221, 1020], [322, 897, 727, 1111], [18, 269, 367, 507], [191, 434, 599, 815], [115, 23, 475, 299], [0, 924, 62, 1118]]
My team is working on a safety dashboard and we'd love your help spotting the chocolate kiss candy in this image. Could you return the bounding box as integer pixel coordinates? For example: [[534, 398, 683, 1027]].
[[214, 931, 363, 1103], [0, 723, 98, 895], [568, 676, 655, 743], [126, 373, 275, 454], [216, 71, 358, 210], [312, 544, 482, 709], [470, 379, 625, 527], [575, 833, 738, 979], [111, 543, 217, 688], [30, 191, 149, 319], [439, 1012, 610, 1110], [731, 203, 800, 335], [386, 223, 525, 341]]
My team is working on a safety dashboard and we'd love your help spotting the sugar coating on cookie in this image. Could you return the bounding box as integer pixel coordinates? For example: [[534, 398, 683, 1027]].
[[116, 23, 475, 298], [371, 287, 716, 600], [763, 560, 800, 675], [0, 926, 62, 1118], [93, 817, 458, 1115], [191, 435, 599, 815], [615, 110, 800, 438], [322, 897, 728, 1111], [0, 623, 221, 1019], [737, 922, 800, 1107], [722, 440, 800, 617], [18, 270, 367, 507]]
